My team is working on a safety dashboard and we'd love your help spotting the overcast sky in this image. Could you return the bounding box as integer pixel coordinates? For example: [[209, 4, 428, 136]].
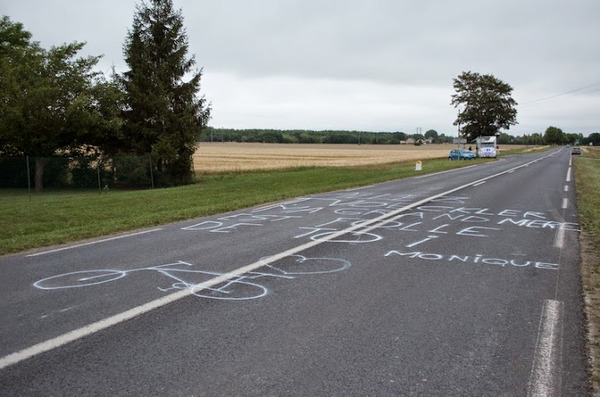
[[3, 0, 600, 136]]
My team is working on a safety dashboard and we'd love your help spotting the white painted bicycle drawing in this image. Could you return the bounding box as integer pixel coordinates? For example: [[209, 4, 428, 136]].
[[33, 255, 351, 301]]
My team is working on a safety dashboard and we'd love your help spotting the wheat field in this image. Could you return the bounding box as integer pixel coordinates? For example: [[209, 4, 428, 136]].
[[193, 142, 540, 173], [192, 142, 465, 173]]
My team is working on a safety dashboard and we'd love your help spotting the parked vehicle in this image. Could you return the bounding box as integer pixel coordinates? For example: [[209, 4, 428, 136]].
[[571, 147, 582, 155], [475, 136, 498, 158], [448, 148, 476, 160]]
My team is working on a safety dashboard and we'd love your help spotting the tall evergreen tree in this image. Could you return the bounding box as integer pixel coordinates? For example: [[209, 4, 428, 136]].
[[121, 0, 211, 186]]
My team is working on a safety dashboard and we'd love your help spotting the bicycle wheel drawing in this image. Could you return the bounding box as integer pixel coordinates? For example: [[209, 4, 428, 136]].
[[34, 269, 127, 290], [191, 278, 268, 301], [260, 255, 351, 275]]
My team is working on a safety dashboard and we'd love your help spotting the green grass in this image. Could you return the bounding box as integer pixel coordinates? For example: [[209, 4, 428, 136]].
[[0, 157, 484, 255], [498, 145, 551, 156], [573, 146, 600, 392], [575, 147, 600, 244]]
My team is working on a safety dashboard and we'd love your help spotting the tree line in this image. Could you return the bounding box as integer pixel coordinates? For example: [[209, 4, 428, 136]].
[[542, 127, 599, 146], [0, 0, 210, 191], [200, 128, 456, 145], [200, 127, 598, 146]]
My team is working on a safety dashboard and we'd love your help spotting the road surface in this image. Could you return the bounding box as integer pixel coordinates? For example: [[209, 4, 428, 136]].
[[0, 148, 589, 395]]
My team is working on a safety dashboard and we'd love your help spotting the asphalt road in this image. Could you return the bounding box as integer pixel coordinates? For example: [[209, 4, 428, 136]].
[[0, 148, 589, 396]]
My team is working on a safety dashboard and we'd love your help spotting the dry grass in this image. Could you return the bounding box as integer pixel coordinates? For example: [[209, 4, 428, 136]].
[[574, 146, 600, 393], [194, 142, 536, 173]]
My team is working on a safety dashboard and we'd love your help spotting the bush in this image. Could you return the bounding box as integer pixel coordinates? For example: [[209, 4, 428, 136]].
[[110, 155, 152, 188]]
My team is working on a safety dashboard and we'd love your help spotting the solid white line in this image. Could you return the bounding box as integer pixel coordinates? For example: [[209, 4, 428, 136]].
[[473, 181, 487, 187], [561, 198, 568, 209], [528, 299, 563, 397], [2, 224, 380, 370], [26, 229, 164, 257], [0, 237, 328, 370], [1, 151, 558, 369], [414, 164, 478, 179], [0, 288, 188, 370]]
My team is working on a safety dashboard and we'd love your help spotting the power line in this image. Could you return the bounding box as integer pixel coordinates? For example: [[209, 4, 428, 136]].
[[520, 81, 600, 107]]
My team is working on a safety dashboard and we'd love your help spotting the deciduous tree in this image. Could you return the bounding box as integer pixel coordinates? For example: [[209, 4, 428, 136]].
[[543, 126, 565, 145], [0, 16, 108, 191], [424, 129, 438, 140], [451, 71, 518, 141], [585, 132, 600, 146]]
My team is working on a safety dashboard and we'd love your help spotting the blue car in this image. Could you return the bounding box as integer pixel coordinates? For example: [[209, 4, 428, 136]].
[[448, 148, 476, 160]]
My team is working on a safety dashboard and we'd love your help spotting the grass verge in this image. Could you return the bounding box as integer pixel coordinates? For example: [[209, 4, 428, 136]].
[[0, 157, 482, 256], [574, 146, 600, 393]]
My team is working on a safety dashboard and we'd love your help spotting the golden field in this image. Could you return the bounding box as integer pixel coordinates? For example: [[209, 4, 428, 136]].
[[194, 142, 448, 173], [193, 142, 534, 173]]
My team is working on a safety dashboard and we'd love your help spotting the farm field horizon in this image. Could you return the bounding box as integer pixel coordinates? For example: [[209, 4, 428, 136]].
[[193, 142, 535, 173]]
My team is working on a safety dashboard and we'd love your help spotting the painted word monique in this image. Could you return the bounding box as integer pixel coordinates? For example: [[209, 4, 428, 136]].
[[384, 250, 559, 270]]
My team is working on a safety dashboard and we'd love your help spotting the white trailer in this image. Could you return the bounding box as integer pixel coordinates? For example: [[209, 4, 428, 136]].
[[475, 136, 497, 158]]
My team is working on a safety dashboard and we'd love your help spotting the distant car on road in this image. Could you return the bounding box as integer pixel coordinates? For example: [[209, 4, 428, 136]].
[[448, 148, 476, 160], [571, 147, 582, 155]]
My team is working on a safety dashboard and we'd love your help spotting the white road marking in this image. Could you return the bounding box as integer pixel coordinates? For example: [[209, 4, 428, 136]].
[[553, 228, 565, 249], [414, 164, 478, 179], [563, 185, 568, 192], [561, 198, 568, 209], [566, 168, 571, 182], [1, 151, 560, 369], [0, 288, 189, 370], [528, 299, 563, 397], [26, 228, 163, 257], [0, 234, 358, 370], [473, 181, 487, 187], [405, 235, 439, 248]]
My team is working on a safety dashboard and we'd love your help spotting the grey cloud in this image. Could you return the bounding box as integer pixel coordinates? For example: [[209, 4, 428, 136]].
[[3, 0, 600, 133]]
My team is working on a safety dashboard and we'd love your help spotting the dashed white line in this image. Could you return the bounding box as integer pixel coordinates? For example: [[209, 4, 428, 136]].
[[561, 198, 568, 209], [566, 168, 571, 182], [563, 185, 569, 192], [528, 299, 563, 397], [553, 228, 565, 249]]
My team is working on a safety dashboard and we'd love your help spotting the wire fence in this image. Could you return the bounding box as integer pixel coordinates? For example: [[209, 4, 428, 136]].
[[0, 154, 155, 193]]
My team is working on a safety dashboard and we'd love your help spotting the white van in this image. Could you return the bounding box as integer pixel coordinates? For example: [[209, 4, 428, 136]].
[[475, 136, 497, 158]]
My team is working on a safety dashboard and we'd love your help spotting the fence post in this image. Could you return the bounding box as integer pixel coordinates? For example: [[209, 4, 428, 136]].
[[97, 157, 102, 194], [149, 154, 154, 189], [26, 156, 31, 200]]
